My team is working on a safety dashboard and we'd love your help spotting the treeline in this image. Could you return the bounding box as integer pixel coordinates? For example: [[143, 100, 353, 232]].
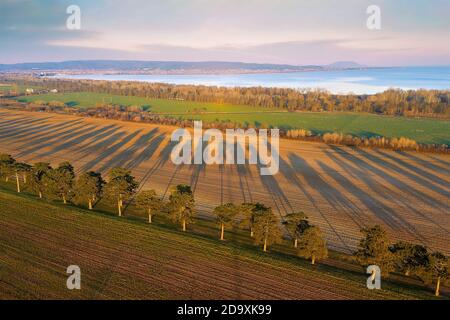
[[3, 76, 450, 117], [0, 154, 448, 296], [2, 98, 448, 153]]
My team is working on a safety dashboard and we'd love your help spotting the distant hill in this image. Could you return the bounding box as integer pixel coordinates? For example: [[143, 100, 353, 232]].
[[325, 61, 366, 69], [0, 60, 324, 73]]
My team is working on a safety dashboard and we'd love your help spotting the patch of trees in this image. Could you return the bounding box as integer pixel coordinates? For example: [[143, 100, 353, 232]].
[[2, 76, 450, 117], [355, 225, 449, 296], [0, 153, 448, 296]]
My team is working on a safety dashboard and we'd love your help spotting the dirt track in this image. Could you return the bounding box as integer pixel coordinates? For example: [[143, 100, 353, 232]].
[[0, 109, 449, 254]]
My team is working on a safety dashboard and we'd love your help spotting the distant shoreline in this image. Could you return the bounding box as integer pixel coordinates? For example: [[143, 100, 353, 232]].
[[45, 66, 450, 95]]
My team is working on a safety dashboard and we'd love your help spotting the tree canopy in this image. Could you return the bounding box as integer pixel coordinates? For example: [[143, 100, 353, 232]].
[[354, 225, 395, 275], [167, 184, 196, 231]]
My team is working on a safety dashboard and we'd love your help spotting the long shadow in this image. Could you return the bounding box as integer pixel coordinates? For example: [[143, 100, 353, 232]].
[[75, 125, 123, 155], [373, 149, 450, 196], [0, 116, 53, 132], [39, 124, 121, 158], [324, 149, 448, 239], [329, 146, 448, 212], [400, 151, 450, 173], [76, 129, 126, 158], [15, 123, 99, 158], [285, 153, 353, 253], [8, 119, 85, 144], [98, 128, 159, 171], [126, 133, 166, 169], [137, 138, 178, 201], [257, 141, 293, 215], [317, 158, 427, 243], [0, 117, 62, 139], [13, 121, 92, 149], [190, 137, 207, 194], [81, 130, 142, 172], [235, 142, 254, 203]]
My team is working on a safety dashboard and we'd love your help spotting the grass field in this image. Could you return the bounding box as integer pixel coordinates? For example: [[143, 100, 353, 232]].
[[17, 92, 450, 145], [0, 188, 441, 299], [0, 84, 42, 94], [18, 92, 271, 113]]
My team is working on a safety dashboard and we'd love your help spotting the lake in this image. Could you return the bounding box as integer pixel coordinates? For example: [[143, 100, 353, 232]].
[[52, 66, 450, 95]]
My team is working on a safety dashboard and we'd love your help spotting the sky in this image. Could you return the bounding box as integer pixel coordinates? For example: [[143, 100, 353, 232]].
[[1, 0, 449, 66]]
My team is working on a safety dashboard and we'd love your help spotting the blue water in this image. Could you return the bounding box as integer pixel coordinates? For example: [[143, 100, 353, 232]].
[[53, 66, 450, 95]]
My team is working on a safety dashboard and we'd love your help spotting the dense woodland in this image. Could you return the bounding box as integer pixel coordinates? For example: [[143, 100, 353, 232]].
[[2, 76, 450, 117]]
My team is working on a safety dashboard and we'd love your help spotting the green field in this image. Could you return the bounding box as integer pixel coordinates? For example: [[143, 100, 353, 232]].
[[0, 84, 42, 94], [0, 187, 440, 299], [18, 92, 271, 113], [17, 92, 450, 144]]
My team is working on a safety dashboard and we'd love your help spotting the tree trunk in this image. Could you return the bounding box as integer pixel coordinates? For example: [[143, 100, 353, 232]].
[[39, 191, 42, 199], [435, 277, 441, 296], [63, 194, 67, 204], [15, 173, 20, 193], [23, 174, 27, 183], [148, 209, 152, 223], [88, 199, 93, 210], [182, 219, 186, 231], [250, 227, 254, 238], [220, 223, 224, 240], [118, 200, 122, 216], [5, 176, 9, 182], [263, 237, 267, 252], [294, 238, 298, 248], [311, 255, 316, 265]]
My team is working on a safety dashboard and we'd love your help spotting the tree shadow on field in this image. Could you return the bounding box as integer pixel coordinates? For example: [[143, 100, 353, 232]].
[[126, 133, 166, 169], [399, 150, 450, 173], [97, 128, 160, 171], [137, 139, 179, 199], [0, 117, 69, 141], [317, 156, 425, 242], [8, 119, 85, 145], [235, 141, 254, 203], [16, 123, 99, 158], [285, 153, 358, 253], [39, 124, 122, 158], [74, 125, 122, 156], [189, 137, 207, 194], [346, 147, 449, 212], [372, 149, 450, 197], [80, 130, 141, 172], [324, 147, 448, 240], [0, 116, 52, 133], [257, 141, 293, 216]]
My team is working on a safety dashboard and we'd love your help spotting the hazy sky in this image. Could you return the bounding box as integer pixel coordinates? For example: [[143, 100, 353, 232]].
[[1, 0, 449, 66]]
